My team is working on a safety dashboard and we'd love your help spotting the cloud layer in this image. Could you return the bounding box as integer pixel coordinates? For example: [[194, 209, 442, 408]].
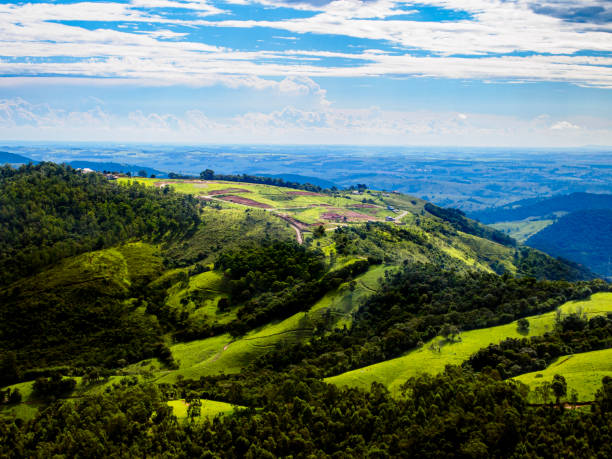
[[2, 96, 611, 147], [0, 0, 611, 87]]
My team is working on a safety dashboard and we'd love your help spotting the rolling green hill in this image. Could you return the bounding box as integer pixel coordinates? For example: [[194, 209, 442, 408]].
[[1, 164, 611, 458], [325, 292, 612, 393]]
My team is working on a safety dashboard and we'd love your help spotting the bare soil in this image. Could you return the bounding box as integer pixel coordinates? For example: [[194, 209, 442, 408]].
[[217, 195, 272, 208]]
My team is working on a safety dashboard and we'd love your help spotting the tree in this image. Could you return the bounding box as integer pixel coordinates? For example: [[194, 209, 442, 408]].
[[200, 169, 215, 180], [517, 318, 530, 334], [313, 225, 325, 238], [551, 374, 567, 405], [536, 381, 552, 404], [8, 388, 22, 404], [0, 352, 20, 386], [186, 395, 202, 420], [138, 170, 147, 177]]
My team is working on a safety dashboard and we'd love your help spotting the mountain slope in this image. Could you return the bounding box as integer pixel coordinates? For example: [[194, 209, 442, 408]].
[[526, 209, 612, 278], [470, 192, 612, 224], [0, 151, 36, 164]]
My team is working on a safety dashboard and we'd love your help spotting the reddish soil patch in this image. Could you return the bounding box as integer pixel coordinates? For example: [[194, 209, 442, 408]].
[[208, 188, 251, 195], [217, 195, 272, 208], [322, 210, 377, 221], [276, 214, 311, 231], [286, 191, 324, 196]]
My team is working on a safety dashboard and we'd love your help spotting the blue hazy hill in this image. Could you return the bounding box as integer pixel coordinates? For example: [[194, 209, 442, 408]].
[[0, 151, 37, 164], [66, 161, 167, 178]]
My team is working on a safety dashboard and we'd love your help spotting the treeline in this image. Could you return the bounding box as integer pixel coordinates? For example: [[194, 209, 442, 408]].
[[2, 367, 612, 457], [199, 168, 331, 193], [466, 313, 612, 378], [0, 163, 200, 286]]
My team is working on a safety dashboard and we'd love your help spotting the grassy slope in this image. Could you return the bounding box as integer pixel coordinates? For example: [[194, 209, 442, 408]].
[[157, 265, 391, 383], [168, 399, 240, 420], [491, 219, 555, 243], [514, 348, 612, 402], [325, 292, 612, 395]]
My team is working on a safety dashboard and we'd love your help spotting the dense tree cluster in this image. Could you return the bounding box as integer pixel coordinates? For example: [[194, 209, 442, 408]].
[[215, 241, 326, 302], [2, 368, 612, 457], [0, 163, 200, 286]]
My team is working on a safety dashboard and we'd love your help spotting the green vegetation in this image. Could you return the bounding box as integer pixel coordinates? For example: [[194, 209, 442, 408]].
[[167, 398, 239, 420], [326, 292, 612, 393], [0, 163, 200, 286], [515, 348, 612, 402], [2, 166, 611, 457], [527, 209, 612, 277], [491, 218, 554, 242]]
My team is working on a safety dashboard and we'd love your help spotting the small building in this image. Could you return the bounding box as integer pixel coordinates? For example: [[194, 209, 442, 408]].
[[387, 205, 395, 211], [385, 216, 395, 222]]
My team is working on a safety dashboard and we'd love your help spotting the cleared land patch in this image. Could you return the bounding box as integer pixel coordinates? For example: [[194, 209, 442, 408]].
[[168, 399, 240, 420], [217, 195, 272, 208]]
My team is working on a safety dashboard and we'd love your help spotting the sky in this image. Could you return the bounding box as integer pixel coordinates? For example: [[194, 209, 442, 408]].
[[0, 0, 612, 147]]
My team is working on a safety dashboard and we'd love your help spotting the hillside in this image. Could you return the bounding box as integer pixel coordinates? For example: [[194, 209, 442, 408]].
[[471, 192, 612, 277], [526, 209, 612, 278], [470, 192, 612, 224], [0, 151, 36, 164], [1, 164, 611, 457]]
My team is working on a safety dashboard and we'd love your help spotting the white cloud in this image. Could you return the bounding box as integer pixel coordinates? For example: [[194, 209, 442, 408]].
[[551, 120, 580, 130], [0, 1, 610, 87], [1, 95, 610, 145]]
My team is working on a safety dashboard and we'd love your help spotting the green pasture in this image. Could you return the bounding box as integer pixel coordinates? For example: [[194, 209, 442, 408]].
[[514, 348, 612, 403], [491, 219, 555, 243], [157, 265, 390, 383], [326, 292, 612, 395], [168, 399, 240, 420]]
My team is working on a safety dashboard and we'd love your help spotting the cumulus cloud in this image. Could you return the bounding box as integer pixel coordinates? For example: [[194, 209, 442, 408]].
[[1, 97, 611, 146], [550, 120, 581, 130]]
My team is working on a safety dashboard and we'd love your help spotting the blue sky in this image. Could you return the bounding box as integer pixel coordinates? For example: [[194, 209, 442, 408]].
[[0, 0, 611, 146]]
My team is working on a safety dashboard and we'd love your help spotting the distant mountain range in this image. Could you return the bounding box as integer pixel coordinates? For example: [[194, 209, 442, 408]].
[[471, 192, 612, 278], [1, 153, 167, 178], [470, 192, 612, 224], [256, 173, 337, 189], [0, 151, 37, 164], [67, 161, 167, 178]]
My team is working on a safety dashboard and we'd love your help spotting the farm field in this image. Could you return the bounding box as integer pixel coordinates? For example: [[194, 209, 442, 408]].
[[326, 292, 612, 395], [514, 348, 612, 402], [121, 177, 403, 228]]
